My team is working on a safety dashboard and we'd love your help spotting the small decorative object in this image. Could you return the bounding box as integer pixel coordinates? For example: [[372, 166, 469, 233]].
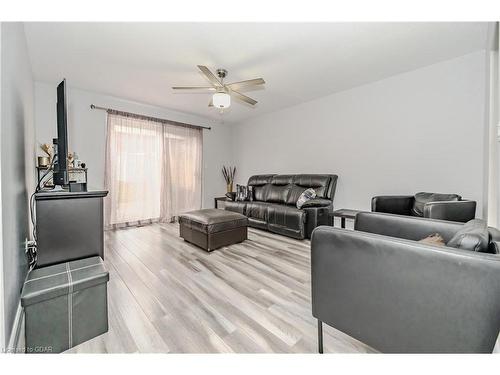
[[37, 156, 49, 168], [67, 152, 75, 167], [39, 143, 53, 163], [73, 152, 81, 168], [222, 166, 236, 193]]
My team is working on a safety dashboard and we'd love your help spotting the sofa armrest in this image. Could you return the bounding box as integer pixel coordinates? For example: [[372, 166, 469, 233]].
[[302, 204, 332, 239], [311, 226, 500, 353], [371, 195, 413, 215], [354, 212, 463, 242], [225, 192, 236, 201], [300, 198, 332, 208], [424, 200, 476, 223]]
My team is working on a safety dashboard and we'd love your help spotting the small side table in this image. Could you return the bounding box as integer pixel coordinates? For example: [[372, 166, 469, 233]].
[[330, 209, 362, 228], [214, 196, 228, 209]]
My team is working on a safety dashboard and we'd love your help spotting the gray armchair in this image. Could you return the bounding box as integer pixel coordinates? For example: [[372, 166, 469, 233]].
[[311, 212, 500, 353], [372, 192, 476, 222]]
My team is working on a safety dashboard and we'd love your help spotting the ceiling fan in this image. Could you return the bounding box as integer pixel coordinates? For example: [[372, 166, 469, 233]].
[[172, 65, 265, 111]]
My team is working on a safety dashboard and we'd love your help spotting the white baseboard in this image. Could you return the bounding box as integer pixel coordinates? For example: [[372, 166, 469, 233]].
[[6, 302, 23, 353]]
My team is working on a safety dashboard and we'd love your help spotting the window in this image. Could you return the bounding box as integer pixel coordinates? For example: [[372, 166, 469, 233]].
[[104, 113, 202, 227]]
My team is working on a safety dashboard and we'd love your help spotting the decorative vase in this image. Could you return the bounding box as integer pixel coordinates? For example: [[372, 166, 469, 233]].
[[38, 156, 49, 167], [227, 183, 233, 193]]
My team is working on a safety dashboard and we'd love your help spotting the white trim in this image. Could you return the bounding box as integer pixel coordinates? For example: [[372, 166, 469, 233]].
[[6, 302, 23, 353], [0, 21, 5, 349], [66, 262, 73, 348]]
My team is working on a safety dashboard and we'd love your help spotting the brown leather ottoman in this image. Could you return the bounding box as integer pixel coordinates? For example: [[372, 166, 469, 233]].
[[179, 209, 248, 251]]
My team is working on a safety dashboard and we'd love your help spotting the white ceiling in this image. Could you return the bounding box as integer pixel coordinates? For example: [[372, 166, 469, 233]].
[[24, 22, 490, 123]]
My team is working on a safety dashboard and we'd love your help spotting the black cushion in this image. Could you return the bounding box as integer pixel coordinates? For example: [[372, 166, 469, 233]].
[[248, 174, 275, 186], [293, 175, 332, 198], [267, 204, 306, 230], [179, 209, 248, 234], [248, 174, 275, 202], [235, 184, 253, 201], [224, 200, 246, 215], [286, 185, 308, 205], [411, 192, 460, 217], [245, 201, 270, 221], [446, 219, 489, 253], [271, 174, 294, 185], [265, 184, 289, 203]]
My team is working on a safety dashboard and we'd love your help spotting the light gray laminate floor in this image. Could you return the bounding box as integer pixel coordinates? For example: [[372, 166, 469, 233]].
[[67, 223, 374, 353]]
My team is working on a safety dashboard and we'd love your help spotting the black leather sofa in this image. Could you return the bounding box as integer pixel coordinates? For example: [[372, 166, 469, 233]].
[[372, 192, 476, 222], [225, 174, 337, 239], [311, 212, 500, 353]]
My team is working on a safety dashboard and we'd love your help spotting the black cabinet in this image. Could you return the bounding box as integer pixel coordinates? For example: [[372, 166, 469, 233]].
[[35, 190, 108, 268]]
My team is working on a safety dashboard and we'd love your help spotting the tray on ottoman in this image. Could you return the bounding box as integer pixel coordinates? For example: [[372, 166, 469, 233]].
[[179, 208, 248, 251]]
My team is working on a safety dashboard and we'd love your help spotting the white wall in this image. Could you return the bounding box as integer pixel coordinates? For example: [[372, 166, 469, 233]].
[[232, 51, 488, 217], [0, 22, 35, 348], [34, 83, 233, 208]]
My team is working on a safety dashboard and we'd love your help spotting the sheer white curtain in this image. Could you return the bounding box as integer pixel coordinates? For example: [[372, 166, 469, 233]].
[[161, 123, 203, 220], [105, 112, 202, 228]]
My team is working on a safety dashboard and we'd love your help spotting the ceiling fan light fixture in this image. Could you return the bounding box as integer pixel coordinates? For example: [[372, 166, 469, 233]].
[[213, 92, 231, 109]]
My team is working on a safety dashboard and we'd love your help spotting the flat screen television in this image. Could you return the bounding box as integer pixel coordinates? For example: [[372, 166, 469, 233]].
[[53, 79, 69, 186]]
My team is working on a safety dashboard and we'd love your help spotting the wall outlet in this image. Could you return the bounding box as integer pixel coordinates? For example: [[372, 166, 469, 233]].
[[24, 238, 36, 253]]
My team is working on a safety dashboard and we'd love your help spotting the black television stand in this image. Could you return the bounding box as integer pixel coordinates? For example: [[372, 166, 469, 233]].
[[34, 190, 108, 268]]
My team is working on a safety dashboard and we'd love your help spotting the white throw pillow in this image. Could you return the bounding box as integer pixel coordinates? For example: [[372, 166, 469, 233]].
[[296, 188, 316, 209]]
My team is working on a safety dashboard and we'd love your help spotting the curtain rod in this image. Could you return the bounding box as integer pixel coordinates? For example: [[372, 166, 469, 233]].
[[90, 104, 211, 130]]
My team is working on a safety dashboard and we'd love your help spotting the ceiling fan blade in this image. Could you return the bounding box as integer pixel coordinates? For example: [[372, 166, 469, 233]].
[[172, 86, 216, 91], [197, 65, 222, 87], [225, 78, 265, 91], [231, 90, 257, 106]]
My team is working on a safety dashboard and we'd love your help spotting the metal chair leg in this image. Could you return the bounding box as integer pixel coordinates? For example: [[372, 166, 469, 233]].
[[318, 320, 323, 354]]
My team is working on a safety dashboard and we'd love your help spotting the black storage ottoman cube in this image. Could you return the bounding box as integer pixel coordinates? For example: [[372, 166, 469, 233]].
[[21, 256, 109, 353], [179, 209, 248, 251]]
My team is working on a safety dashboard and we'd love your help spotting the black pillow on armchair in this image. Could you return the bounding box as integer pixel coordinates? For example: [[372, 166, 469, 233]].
[[411, 192, 461, 217]]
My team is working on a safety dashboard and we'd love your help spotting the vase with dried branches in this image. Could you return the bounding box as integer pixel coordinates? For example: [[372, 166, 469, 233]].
[[38, 143, 54, 167], [222, 166, 236, 193]]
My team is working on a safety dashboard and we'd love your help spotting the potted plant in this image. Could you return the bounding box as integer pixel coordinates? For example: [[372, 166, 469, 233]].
[[222, 166, 236, 193]]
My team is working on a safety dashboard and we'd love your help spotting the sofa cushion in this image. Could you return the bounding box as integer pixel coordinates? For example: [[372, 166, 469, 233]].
[[224, 200, 247, 215], [271, 174, 294, 186], [293, 175, 332, 199], [245, 201, 270, 222], [248, 174, 275, 202], [267, 204, 306, 230], [248, 174, 275, 186], [446, 219, 489, 253], [265, 184, 290, 204], [248, 217, 268, 230], [286, 185, 308, 205], [411, 192, 460, 217]]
